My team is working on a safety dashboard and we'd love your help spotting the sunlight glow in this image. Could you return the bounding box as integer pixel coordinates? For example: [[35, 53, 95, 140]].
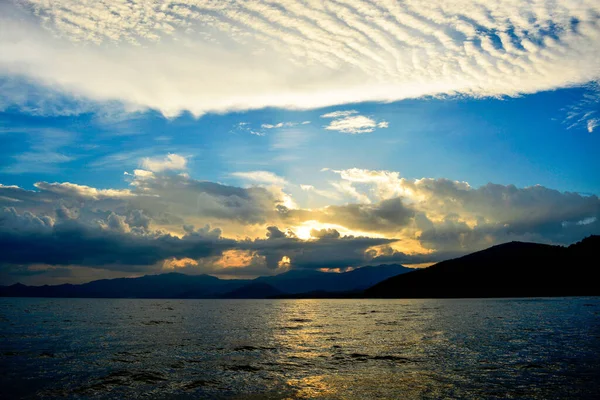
[[293, 221, 386, 241]]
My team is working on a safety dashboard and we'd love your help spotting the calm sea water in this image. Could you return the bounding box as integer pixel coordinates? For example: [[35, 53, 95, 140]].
[[1, 297, 599, 399]]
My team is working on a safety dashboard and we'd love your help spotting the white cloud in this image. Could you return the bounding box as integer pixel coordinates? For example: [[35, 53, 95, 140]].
[[577, 216, 597, 225], [564, 84, 600, 133], [323, 167, 600, 239], [321, 111, 389, 134], [299, 184, 340, 200], [261, 121, 310, 129], [1, 1, 599, 116], [320, 111, 358, 119], [261, 122, 297, 129], [140, 153, 187, 172], [231, 171, 288, 187], [33, 182, 134, 200], [330, 180, 372, 204], [326, 168, 405, 202], [232, 122, 265, 136], [588, 118, 599, 133]]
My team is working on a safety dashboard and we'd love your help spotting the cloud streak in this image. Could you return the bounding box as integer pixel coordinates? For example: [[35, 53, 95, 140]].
[[321, 111, 389, 134]]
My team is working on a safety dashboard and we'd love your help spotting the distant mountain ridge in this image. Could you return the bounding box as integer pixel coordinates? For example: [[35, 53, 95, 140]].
[[254, 264, 413, 294], [0, 264, 412, 299], [364, 235, 599, 298], [3, 236, 597, 299]]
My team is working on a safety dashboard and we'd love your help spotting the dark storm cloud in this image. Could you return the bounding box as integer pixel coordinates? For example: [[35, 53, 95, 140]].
[[0, 208, 232, 269], [282, 196, 415, 232], [242, 231, 394, 270], [0, 206, 395, 280]]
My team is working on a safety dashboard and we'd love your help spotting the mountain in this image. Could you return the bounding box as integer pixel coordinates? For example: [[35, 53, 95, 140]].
[[364, 236, 599, 298], [7, 233, 596, 300], [220, 282, 283, 299], [0, 264, 412, 299], [254, 264, 413, 294], [0, 273, 250, 299]]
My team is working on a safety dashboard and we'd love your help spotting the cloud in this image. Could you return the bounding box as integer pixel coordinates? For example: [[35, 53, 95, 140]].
[[1, 161, 598, 283], [329, 180, 372, 204], [284, 197, 415, 233], [232, 171, 289, 187], [0, 207, 231, 268], [326, 168, 405, 202], [0, 204, 395, 279], [0, 167, 285, 230], [140, 153, 187, 172], [232, 122, 264, 136], [312, 167, 600, 254], [588, 118, 599, 133], [321, 111, 358, 118], [564, 84, 600, 133], [0, 128, 76, 174], [0, 76, 102, 117], [33, 182, 134, 200], [321, 111, 389, 134], [232, 120, 311, 138], [126, 172, 282, 225], [243, 227, 395, 270], [300, 184, 340, 201], [261, 122, 303, 129], [1, 1, 599, 116], [310, 228, 341, 239]]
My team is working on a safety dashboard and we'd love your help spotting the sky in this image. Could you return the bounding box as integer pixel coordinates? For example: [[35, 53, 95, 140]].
[[0, 0, 599, 285]]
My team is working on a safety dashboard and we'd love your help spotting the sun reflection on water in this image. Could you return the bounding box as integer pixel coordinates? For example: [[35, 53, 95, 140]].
[[2, 298, 599, 399]]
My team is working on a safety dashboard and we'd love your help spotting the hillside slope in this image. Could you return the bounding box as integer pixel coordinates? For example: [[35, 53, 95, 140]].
[[364, 236, 599, 298]]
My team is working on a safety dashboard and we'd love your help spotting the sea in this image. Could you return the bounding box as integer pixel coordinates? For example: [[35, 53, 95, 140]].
[[1, 297, 599, 399]]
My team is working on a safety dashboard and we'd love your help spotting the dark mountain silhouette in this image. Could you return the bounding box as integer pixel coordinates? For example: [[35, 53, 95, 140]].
[[0, 264, 411, 299], [364, 235, 599, 298], [254, 264, 413, 294], [220, 282, 283, 299], [0, 273, 249, 299], [3, 236, 597, 299]]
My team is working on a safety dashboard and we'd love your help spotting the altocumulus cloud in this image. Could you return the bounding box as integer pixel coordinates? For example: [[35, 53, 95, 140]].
[[1, 1, 599, 116]]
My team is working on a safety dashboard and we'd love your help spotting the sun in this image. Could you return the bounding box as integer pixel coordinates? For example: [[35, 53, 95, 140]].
[[291, 221, 386, 240]]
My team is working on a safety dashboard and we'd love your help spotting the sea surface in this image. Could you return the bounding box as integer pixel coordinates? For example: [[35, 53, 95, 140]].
[[1, 297, 599, 399]]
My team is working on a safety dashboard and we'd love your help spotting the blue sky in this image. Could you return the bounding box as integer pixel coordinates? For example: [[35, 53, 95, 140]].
[[0, 0, 599, 285], [1, 86, 598, 195]]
